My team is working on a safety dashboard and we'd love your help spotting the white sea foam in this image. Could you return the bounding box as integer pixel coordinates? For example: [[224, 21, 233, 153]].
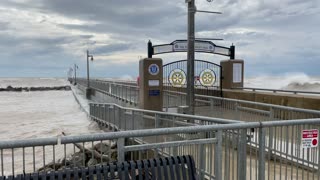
[[0, 77, 68, 88], [245, 72, 320, 92], [0, 78, 101, 141]]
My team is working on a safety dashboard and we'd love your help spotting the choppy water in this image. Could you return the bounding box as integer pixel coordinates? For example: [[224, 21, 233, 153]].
[[0, 78, 101, 141], [245, 73, 320, 91]]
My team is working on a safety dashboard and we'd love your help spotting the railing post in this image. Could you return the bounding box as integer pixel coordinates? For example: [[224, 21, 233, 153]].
[[98, 104, 101, 120], [104, 105, 107, 122], [101, 104, 105, 121], [112, 106, 116, 130], [118, 107, 122, 130], [129, 87, 132, 103], [214, 130, 222, 180], [258, 127, 266, 180], [269, 107, 274, 120], [210, 99, 214, 111], [155, 114, 160, 128], [121, 85, 124, 101], [117, 138, 125, 162], [268, 126, 273, 158], [238, 129, 247, 180], [199, 143, 205, 179], [235, 102, 240, 120], [166, 92, 169, 112], [125, 86, 128, 102]]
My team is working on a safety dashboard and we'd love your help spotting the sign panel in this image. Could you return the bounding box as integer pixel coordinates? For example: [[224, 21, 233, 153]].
[[302, 129, 318, 148], [173, 41, 215, 53], [153, 45, 172, 54], [214, 46, 230, 56], [233, 63, 242, 83], [148, 80, 160, 87], [149, 90, 160, 96], [152, 40, 231, 57]]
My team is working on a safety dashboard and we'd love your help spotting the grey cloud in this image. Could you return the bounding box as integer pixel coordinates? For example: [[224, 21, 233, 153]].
[[0, 0, 319, 77], [93, 43, 132, 55], [37, 0, 185, 28]]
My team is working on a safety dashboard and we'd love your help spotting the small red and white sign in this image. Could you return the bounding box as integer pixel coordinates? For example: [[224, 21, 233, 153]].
[[302, 129, 318, 148]]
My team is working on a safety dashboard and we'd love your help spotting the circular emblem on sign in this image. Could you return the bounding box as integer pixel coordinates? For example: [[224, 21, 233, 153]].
[[148, 64, 159, 75], [199, 69, 216, 87], [169, 69, 186, 87]]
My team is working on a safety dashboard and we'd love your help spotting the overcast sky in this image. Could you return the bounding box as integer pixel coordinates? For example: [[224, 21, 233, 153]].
[[0, 0, 319, 78]]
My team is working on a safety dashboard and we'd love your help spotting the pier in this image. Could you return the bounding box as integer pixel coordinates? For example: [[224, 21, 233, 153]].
[[1, 61, 320, 179], [0, 0, 319, 179]]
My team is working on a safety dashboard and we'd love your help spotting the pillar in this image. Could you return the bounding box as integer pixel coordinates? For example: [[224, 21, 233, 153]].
[[139, 58, 163, 111], [220, 59, 244, 89]]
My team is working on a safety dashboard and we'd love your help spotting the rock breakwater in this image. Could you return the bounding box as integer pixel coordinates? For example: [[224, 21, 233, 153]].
[[0, 85, 71, 92]]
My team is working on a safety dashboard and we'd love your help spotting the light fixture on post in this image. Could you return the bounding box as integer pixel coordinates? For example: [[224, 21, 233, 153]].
[[185, 0, 221, 115], [86, 50, 94, 99], [74, 64, 78, 85]]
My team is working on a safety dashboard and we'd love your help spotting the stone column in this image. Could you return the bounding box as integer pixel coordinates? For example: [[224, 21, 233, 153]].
[[220, 59, 244, 89], [139, 58, 163, 111]]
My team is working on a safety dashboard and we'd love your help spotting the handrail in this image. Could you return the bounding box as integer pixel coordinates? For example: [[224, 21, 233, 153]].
[[164, 90, 320, 115], [90, 102, 242, 124], [1, 118, 320, 147], [232, 87, 320, 95]]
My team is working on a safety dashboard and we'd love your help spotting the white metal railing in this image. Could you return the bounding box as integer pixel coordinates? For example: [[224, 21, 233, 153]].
[[1, 118, 320, 180], [164, 90, 320, 121], [232, 87, 320, 95]]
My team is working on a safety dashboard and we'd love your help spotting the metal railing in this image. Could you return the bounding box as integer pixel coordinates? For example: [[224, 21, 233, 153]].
[[164, 90, 320, 121], [76, 78, 139, 106], [74, 78, 320, 122], [233, 87, 320, 96], [89, 103, 241, 132], [1, 118, 320, 180]]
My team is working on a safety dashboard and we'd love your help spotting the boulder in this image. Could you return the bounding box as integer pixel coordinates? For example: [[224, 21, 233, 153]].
[[87, 158, 98, 167], [69, 152, 88, 167]]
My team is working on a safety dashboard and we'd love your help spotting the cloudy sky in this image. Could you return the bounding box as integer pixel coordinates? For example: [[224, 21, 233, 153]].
[[0, 0, 319, 78]]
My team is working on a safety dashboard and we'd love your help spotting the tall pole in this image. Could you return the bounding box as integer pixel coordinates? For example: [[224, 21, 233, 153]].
[[74, 64, 77, 84], [87, 50, 90, 88], [187, 0, 195, 115]]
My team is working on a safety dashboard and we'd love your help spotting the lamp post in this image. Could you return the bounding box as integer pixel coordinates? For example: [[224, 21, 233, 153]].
[[86, 50, 94, 88], [185, 0, 220, 115], [74, 64, 78, 85], [186, 0, 196, 115], [86, 50, 94, 99]]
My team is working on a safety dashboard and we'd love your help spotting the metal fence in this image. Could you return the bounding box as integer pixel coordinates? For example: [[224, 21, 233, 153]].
[[72, 78, 320, 122], [76, 78, 139, 106], [89, 103, 241, 132], [233, 87, 320, 96], [1, 118, 320, 180], [164, 90, 320, 121]]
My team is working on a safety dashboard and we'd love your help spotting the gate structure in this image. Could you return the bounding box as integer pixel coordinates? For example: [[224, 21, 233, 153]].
[[147, 39, 234, 108], [163, 59, 222, 98]]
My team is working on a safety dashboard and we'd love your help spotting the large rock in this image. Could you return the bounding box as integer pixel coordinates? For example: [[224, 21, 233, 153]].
[[94, 142, 110, 154], [87, 158, 98, 166], [69, 152, 88, 167]]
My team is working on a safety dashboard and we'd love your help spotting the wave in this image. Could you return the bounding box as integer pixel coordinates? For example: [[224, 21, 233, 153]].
[[284, 82, 320, 92], [245, 72, 320, 92]]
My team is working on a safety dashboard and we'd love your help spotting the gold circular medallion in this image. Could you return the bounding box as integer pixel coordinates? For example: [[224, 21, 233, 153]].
[[199, 69, 216, 86], [169, 69, 186, 87]]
